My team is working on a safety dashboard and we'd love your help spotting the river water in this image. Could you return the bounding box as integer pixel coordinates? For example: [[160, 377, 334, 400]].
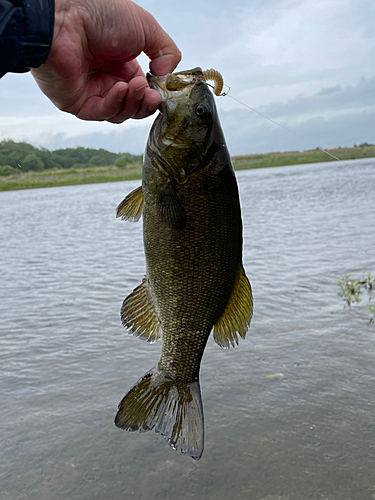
[[1, 158, 375, 500]]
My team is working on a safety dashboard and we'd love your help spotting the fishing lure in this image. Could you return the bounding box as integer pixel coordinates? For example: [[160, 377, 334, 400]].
[[202, 69, 224, 96]]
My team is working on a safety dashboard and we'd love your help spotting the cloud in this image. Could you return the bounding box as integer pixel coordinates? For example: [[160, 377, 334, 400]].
[[317, 86, 341, 97], [221, 107, 375, 155], [1, 72, 374, 156], [44, 126, 151, 154], [0, 0, 374, 156], [8, 101, 372, 158], [256, 75, 375, 121]]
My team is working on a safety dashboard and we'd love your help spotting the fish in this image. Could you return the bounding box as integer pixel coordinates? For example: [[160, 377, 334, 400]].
[[114, 67, 253, 460]]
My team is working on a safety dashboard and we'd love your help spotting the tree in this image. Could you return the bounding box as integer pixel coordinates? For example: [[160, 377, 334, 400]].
[[21, 153, 44, 171], [0, 140, 141, 171], [115, 154, 132, 168], [89, 155, 108, 166], [0, 165, 16, 176]]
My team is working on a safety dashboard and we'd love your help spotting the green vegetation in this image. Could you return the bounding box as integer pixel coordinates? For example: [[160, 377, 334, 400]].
[[0, 140, 142, 172], [0, 163, 143, 191], [231, 144, 375, 170], [1, 140, 375, 191], [115, 153, 134, 168], [0, 165, 14, 176], [0, 140, 143, 191], [336, 273, 375, 323]]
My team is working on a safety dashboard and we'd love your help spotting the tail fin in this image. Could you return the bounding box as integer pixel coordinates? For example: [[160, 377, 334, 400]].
[[114, 367, 204, 460]]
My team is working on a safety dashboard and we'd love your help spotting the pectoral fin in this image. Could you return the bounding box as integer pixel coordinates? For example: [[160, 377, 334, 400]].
[[213, 266, 253, 349], [121, 276, 161, 343], [116, 185, 144, 222], [156, 177, 186, 230]]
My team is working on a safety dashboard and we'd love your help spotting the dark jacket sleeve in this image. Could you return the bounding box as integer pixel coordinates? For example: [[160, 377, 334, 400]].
[[0, 0, 54, 78]]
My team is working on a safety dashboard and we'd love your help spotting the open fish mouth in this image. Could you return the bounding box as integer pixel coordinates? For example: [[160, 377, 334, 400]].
[[147, 67, 204, 101], [148, 67, 224, 102]]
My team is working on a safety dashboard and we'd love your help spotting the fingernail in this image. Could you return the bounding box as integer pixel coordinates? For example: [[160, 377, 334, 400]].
[[134, 84, 147, 100], [146, 101, 160, 114], [117, 85, 128, 102], [146, 105, 157, 115]]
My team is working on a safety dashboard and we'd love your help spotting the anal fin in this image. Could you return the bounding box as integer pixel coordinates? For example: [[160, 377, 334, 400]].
[[121, 276, 161, 343], [116, 185, 144, 222], [213, 266, 253, 349]]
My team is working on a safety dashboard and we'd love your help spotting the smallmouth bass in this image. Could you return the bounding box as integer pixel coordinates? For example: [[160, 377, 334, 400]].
[[114, 67, 253, 460]]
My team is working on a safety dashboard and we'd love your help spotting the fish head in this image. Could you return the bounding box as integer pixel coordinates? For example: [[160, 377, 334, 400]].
[[147, 67, 223, 176]]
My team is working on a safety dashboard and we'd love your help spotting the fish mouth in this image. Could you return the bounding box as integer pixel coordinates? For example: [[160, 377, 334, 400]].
[[147, 67, 204, 101]]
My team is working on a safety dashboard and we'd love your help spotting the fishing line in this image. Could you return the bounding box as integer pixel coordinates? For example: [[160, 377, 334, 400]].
[[206, 82, 344, 164]]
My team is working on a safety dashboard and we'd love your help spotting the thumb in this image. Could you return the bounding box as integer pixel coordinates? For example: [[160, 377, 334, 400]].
[[138, 9, 181, 75]]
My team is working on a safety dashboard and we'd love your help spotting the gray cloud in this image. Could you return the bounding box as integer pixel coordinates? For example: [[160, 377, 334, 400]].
[[23, 103, 374, 158], [0, 0, 374, 156], [0, 74, 55, 117], [43, 127, 150, 154], [221, 107, 375, 155], [317, 86, 341, 97], [257, 76, 375, 119]]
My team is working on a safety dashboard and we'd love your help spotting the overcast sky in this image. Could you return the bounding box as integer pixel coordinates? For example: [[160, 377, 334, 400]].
[[0, 0, 374, 155]]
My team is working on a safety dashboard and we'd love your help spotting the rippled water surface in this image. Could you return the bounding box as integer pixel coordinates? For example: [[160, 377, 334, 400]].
[[1, 159, 375, 500]]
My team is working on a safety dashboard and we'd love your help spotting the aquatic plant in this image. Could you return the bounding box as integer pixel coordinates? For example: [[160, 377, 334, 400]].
[[336, 273, 375, 322]]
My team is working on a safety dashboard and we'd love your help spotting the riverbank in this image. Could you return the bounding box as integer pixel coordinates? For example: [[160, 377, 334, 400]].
[[0, 163, 143, 192], [1, 144, 374, 191], [231, 144, 375, 170]]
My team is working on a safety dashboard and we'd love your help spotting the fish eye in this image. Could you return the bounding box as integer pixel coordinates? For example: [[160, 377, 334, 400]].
[[195, 103, 209, 117]]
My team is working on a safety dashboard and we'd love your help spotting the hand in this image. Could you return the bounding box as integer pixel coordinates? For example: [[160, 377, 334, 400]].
[[31, 0, 181, 122]]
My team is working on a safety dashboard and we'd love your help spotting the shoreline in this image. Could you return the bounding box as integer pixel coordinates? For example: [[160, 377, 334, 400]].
[[1, 146, 374, 192]]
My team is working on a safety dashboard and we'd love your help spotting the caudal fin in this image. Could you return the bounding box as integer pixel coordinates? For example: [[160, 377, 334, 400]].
[[114, 367, 204, 460]]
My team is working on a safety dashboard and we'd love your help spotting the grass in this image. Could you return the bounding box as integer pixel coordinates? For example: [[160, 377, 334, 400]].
[[0, 163, 142, 191], [231, 145, 375, 170], [1, 145, 375, 192]]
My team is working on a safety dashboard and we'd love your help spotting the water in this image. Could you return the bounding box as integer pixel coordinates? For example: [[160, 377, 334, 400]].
[[1, 159, 375, 500]]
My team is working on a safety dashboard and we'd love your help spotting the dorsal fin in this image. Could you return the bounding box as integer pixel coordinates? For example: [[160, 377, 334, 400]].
[[116, 186, 144, 222], [213, 266, 253, 349]]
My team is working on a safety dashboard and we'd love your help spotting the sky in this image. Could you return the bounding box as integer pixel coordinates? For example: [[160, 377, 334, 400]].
[[0, 0, 374, 156]]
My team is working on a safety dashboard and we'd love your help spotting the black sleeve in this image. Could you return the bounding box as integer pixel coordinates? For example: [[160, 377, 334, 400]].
[[0, 0, 54, 78]]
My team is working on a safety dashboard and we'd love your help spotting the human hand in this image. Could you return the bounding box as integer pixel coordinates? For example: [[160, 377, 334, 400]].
[[31, 0, 181, 122]]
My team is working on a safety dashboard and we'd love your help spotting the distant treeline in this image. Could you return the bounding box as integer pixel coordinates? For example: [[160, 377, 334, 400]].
[[1, 139, 375, 178], [0, 140, 142, 176]]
